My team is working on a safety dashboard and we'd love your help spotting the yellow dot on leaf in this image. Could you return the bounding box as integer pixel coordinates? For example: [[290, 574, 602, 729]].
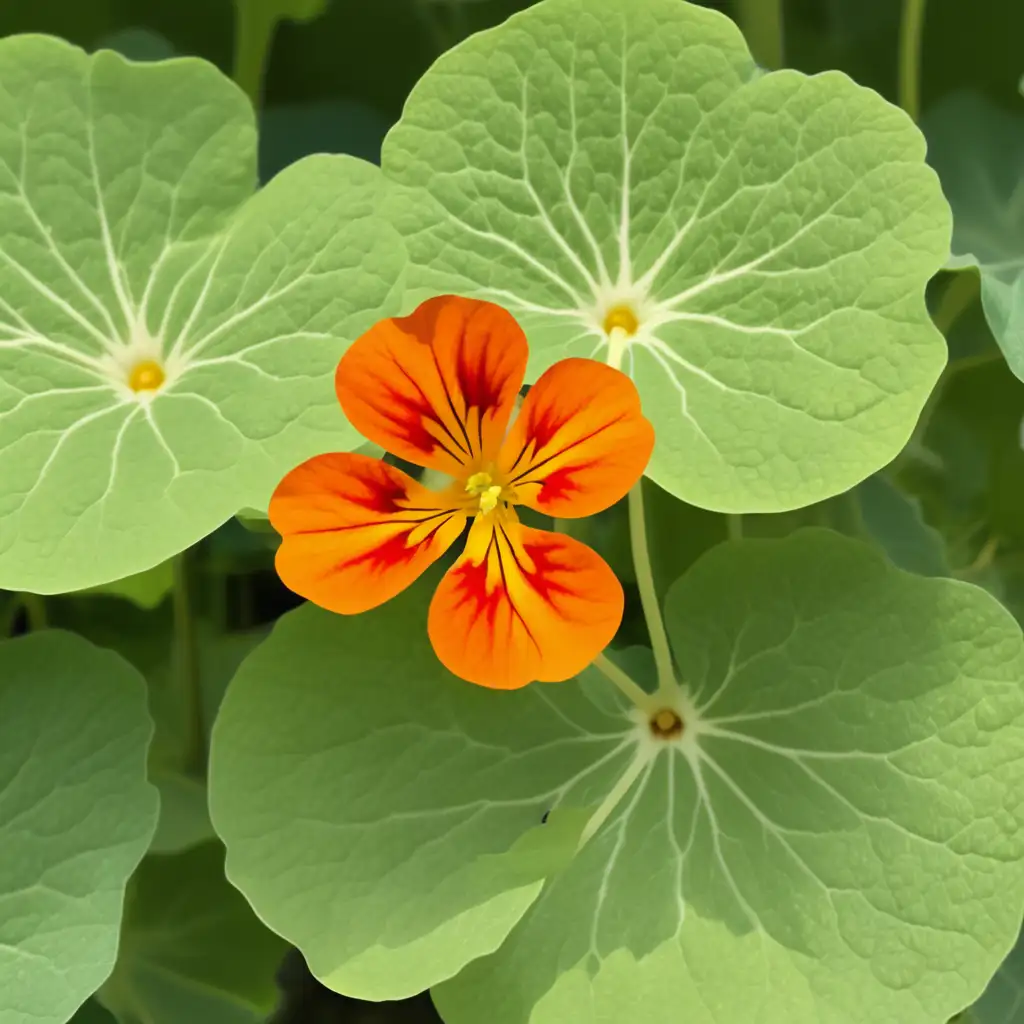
[[128, 360, 166, 393], [602, 304, 639, 336]]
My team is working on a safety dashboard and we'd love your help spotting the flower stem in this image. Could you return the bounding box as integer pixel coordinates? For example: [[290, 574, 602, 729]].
[[592, 652, 656, 711], [627, 483, 678, 698], [727, 514, 743, 542], [578, 747, 650, 847], [172, 552, 205, 777], [232, 0, 280, 107], [736, 0, 784, 70], [932, 269, 979, 337], [21, 593, 46, 632], [898, 0, 927, 122]]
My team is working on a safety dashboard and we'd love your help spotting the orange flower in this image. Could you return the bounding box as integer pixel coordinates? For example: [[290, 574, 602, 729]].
[[269, 295, 654, 690]]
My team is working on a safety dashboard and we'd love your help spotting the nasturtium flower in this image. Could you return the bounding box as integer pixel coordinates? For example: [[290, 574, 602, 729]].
[[269, 295, 654, 689]]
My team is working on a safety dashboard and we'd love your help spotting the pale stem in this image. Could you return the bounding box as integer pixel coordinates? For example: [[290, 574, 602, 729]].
[[578, 747, 650, 848], [172, 552, 205, 776], [736, 0, 785, 70], [727, 514, 743, 542], [21, 593, 47, 632], [232, 0, 280, 106], [592, 652, 657, 712], [898, 0, 927, 122], [627, 483, 679, 698]]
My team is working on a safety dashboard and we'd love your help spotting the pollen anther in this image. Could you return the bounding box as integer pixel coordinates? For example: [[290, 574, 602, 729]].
[[465, 471, 504, 514]]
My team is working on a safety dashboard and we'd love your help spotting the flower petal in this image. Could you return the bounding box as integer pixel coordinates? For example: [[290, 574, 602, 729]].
[[336, 295, 528, 475], [428, 517, 623, 689], [499, 357, 654, 518], [270, 452, 466, 614]]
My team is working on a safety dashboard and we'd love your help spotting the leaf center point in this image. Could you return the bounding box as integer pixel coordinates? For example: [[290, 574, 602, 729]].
[[127, 359, 166, 393], [602, 304, 640, 336], [649, 707, 684, 740]]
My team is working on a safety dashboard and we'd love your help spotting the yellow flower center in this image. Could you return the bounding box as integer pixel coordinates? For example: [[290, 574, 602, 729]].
[[127, 359, 166, 393], [465, 471, 505, 514]]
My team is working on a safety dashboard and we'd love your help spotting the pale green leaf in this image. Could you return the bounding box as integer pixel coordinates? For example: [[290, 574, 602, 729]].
[[100, 842, 287, 1024], [0, 35, 405, 594], [0, 630, 158, 1024], [208, 581, 621, 1001], [435, 530, 1024, 1024], [925, 91, 1024, 381], [382, 0, 949, 512]]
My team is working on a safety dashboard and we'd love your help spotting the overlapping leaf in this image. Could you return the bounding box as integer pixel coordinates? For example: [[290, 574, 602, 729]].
[[0, 35, 405, 593], [0, 631, 157, 1024], [382, 0, 950, 512]]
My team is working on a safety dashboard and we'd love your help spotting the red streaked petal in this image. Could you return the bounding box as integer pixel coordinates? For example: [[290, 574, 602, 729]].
[[499, 357, 654, 518], [428, 517, 623, 689], [269, 452, 466, 614], [336, 295, 528, 475]]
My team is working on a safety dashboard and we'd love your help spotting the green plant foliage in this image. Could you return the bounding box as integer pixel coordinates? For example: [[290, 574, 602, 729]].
[[99, 842, 288, 1024], [209, 580, 609, 1000], [432, 531, 1024, 1024], [0, 631, 158, 1024], [382, 0, 950, 514], [925, 92, 1024, 382], [0, 2, 1021, 1023], [0, 34, 405, 595]]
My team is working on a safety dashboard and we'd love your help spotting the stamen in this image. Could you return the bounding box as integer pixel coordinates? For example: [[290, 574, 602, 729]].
[[479, 485, 502, 514]]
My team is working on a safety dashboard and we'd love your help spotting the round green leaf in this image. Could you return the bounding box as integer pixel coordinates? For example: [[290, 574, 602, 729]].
[[434, 530, 1024, 1024], [0, 35, 405, 593], [209, 580, 629, 1001], [0, 630, 158, 1024], [925, 91, 1024, 382], [382, 0, 949, 513], [100, 842, 287, 1024]]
